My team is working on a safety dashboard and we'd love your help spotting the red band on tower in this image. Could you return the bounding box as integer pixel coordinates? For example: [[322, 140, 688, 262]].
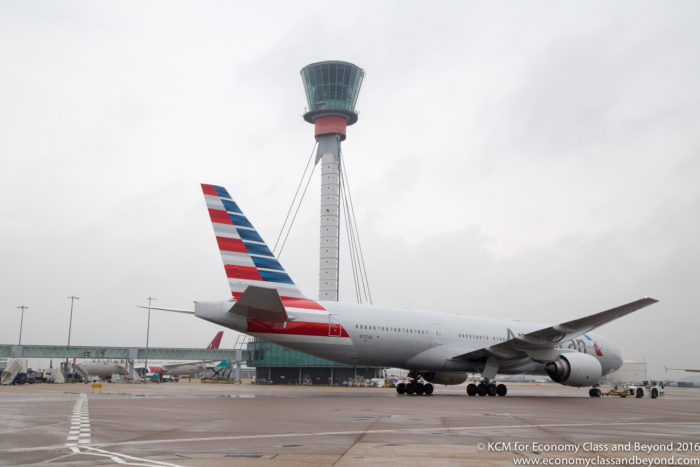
[[314, 116, 347, 140]]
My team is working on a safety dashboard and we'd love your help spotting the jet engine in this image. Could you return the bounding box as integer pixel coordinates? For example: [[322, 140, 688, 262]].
[[420, 371, 467, 386], [545, 352, 602, 387]]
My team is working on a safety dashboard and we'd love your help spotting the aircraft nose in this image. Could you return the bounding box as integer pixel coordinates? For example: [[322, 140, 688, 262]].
[[611, 346, 623, 371]]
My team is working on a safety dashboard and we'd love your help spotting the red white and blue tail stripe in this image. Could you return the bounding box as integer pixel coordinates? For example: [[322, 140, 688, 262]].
[[202, 184, 324, 311]]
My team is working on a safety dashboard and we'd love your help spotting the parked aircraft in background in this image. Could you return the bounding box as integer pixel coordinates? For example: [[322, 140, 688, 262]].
[[665, 366, 700, 373], [160, 184, 659, 397], [76, 361, 126, 381], [139, 331, 223, 378]]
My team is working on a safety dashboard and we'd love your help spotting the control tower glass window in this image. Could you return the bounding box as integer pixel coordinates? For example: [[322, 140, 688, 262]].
[[301, 61, 364, 113]]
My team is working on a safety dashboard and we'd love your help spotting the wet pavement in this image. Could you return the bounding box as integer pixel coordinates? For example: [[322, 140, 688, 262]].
[[1, 382, 699, 466]]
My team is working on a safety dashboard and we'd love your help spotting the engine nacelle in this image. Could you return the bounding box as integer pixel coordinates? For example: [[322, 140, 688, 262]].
[[545, 352, 602, 387], [420, 371, 467, 386]]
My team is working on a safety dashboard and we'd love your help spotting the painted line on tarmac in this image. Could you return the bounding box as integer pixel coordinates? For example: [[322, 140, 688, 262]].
[[4, 420, 698, 454], [64, 443, 185, 466], [59, 393, 185, 466], [65, 393, 91, 446], [89, 420, 700, 448], [80, 446, 185, 467]]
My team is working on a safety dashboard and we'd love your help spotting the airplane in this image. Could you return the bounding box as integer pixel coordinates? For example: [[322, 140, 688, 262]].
[[138, 331, 224, 379], [665, 366, 700, 373], [159, 183, 659, 397], [76, 361, 126, 381]]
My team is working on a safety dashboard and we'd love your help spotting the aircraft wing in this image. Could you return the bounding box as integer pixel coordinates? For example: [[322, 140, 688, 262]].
[[452, 297, 658, 363], [162, 360, 221, 371], [666, 367, 700, 373]]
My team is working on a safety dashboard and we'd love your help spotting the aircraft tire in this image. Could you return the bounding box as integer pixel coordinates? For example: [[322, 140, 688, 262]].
[[415, 383, 425, 395], [651, 388, 658, 399], [424, 383, 434, 395], [487, 383, 497, 396], [496, 384, 507, 396], [636, 387, 644, 398], [406, 382, 416, 395], [477, 383, 487, 396], [589, 388, 595, 397], [396, 383, 406, 395], [466, 383, 477, 396]]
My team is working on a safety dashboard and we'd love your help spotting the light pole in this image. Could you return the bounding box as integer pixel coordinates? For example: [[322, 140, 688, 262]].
[[145, 296, 156, 371], [66, 296, 79, 371], [67, 296, 79, 346], [17, 305, 28, 345]]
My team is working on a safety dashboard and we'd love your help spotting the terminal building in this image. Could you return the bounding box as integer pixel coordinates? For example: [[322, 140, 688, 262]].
[[247, 339, 381, 385]]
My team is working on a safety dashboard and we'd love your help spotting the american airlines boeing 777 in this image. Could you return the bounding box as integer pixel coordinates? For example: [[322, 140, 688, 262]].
[[170, 184, 658, 397]]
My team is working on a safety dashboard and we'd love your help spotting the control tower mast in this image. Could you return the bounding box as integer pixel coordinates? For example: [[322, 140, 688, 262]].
[[301, 61, 365, 301]]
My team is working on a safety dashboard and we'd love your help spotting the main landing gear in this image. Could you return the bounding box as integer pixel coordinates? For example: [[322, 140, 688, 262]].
[[588, 386, 602, 398], [396, 371, 434, 396], [466, 380, 507, 397]]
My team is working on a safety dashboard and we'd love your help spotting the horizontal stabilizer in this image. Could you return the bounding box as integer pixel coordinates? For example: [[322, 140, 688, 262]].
[[138, 305, 194, 315], [231, 286, 288, 322]]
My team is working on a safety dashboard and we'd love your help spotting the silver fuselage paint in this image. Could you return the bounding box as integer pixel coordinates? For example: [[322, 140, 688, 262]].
[[77, 362, 126, 379], [194, 299, 623, 380]]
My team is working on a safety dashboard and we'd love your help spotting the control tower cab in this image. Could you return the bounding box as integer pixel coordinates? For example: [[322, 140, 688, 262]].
[[301, 60, 364, 141]]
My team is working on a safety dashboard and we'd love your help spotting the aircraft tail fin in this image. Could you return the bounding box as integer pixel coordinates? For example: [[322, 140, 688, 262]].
[[207, 331, 224, 349], [202, 184, 324, 311]]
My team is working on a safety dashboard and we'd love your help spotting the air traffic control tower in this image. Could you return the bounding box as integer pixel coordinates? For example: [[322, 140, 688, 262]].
[[301, 60, 365, 301]]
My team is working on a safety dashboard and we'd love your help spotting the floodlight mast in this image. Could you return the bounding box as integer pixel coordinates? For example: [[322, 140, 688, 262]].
[[301, 61, 364, 301]]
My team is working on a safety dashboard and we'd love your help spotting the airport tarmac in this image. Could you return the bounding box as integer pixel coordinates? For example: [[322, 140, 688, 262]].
[[1, 382, 699, 466]]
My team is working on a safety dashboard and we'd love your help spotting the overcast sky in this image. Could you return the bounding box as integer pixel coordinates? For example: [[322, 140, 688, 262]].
[[1, 1, 698, 379]]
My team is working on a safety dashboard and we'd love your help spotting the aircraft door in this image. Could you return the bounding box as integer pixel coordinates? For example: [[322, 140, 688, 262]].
[[329, 314, 342, 337], [431, 323, 442, 343]]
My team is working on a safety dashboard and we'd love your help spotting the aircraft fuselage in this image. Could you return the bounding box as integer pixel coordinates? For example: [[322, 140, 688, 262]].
[[195, 300, 623, 379]]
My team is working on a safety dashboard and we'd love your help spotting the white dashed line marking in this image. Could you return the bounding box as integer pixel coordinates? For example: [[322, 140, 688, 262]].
[[65, 393, 91, 446]]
